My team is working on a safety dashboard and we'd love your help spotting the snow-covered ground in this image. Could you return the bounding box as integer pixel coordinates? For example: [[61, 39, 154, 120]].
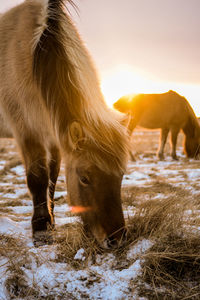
[[0, 137, 200, 299]]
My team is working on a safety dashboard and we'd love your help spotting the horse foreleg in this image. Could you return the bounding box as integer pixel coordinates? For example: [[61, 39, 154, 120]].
[[158, 128, 169, 160], [170, 128, 179, 160], [48, 144, 61, 217], [20, 137, 54, 244], [127, 116, 137, 136], [127, 116, 138, 161]]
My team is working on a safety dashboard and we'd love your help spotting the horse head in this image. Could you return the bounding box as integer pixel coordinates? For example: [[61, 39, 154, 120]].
[[184, 135, 200, 158], [65, 122, 126, 248]]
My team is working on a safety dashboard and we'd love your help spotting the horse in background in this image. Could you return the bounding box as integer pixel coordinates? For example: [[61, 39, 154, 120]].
[[114, 91, 200, 160], [0, 0, 129, 248]]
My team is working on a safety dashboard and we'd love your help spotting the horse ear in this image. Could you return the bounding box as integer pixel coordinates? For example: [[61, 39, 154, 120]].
[[69, 121, 83, 145]]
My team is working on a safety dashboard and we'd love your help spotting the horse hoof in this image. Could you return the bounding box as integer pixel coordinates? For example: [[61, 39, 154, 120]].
[[130, 156, 136, 162], [158, 154, 164, 161], [172, 155, 179, 160], [129, 152, 136, 162], [33, 230, 54, 247]]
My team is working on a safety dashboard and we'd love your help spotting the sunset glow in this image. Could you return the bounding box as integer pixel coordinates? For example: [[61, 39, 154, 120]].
[[101, 65, 200, 117]]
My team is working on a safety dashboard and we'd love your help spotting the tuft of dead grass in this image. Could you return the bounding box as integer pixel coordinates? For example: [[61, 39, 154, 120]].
[[0, 234, 39, 299], [121, 189, 200, 299], [139, 233, 200, 299], [126, 195, 189, 242], [54, 222, 104, 268], [5, 274, 39, 299]]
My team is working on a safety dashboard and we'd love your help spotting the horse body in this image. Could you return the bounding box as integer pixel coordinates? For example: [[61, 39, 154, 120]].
[[114, 91, 200, 160], [0, 0, 129, 247]]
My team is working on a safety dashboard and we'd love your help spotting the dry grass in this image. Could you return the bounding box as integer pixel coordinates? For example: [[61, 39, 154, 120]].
[[0, 234, 39, 299], [126, 196, 189, 240], [121, 181, 189, 206], [50, 191, 200, 300], [0, 200, 25, 207], [131, 129, 184, 158], [0, 158, 22, 176], [139, 234, 200, 299], [1, 232, 78, 299], [54, 222, 103, 268], [121, 189, 200, 299]]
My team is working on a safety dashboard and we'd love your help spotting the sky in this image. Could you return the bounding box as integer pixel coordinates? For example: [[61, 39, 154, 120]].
[[1, 0, 200, 115]]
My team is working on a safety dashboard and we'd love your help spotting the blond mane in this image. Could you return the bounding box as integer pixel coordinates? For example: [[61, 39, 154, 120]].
[[32, 0, 129, 174]]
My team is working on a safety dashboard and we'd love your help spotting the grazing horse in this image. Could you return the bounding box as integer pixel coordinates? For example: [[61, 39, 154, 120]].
[[0, 113, 12, 138], [0, 0, 129, 247], [114, 91, 200, 160]]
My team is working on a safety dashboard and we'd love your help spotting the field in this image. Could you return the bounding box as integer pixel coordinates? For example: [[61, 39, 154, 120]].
[[0, 129, 200, 299]]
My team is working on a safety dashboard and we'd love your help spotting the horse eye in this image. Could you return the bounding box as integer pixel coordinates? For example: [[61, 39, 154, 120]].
[[79, 176, 90, 186]]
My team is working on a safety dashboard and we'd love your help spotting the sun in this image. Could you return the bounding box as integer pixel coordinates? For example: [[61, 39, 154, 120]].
[[100, 65, 162, 108], [100, 64, 200, 117]]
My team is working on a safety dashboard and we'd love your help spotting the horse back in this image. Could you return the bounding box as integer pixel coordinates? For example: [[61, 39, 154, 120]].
[[0, 1, 53, 140], [130, 91, 189, 129], [0, 2, 42, 81]]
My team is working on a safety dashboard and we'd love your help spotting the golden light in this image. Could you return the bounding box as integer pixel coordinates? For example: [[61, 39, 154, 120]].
[[100, 65, 151, 107], [100, 64, 200, 117]]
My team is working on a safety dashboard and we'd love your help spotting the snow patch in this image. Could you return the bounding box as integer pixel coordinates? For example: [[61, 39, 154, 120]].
[[54, 191, 67, 199], [127, 239, 154, 260], [11, 165, 25, 176], [186, 169, 200, 179], [74, 248, 85, 261], [123, 171, 150, 186], [0, 216, 26, 235]]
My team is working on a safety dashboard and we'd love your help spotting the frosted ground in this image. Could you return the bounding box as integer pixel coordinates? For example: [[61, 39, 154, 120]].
[[0, 131, 200, 299]]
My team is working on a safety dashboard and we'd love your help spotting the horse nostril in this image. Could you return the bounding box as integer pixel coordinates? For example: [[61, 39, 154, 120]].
[[105, 237, 118, 249], [103, 228, 127, 249]]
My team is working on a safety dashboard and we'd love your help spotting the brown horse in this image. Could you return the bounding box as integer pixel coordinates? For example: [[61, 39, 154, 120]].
[[0, 113, 12, 137], [114, 91, 200, 160], [0, 0, 129, 247]]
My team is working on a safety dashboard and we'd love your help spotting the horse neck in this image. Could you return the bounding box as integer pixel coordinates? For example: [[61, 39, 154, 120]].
[[183, 106, 200, 139]]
